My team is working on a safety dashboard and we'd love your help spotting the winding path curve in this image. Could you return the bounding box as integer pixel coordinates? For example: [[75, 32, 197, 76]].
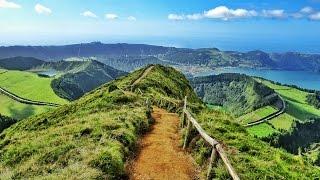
[[0, 87, 60, 107], [245, 95, 286, 127], [131, 65, 154, 87]]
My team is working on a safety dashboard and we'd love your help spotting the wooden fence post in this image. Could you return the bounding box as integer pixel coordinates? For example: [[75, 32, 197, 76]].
[[207, 146, 218, 180], [146, 98, 152, 118], [181, 96, 187, 128], [183, 117, 191, 149], [216, 144, 240, 180]]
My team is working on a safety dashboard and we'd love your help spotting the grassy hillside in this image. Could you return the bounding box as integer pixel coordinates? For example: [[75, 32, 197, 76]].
[[0, 70, 68, 104], [191, 73, 278, 117], [0, 65, 318, 179], [0, 57, 45, 71], [258, 79, 320, 121], [238, 106, 277, 124], [0, 94, 52, 120], [0, 65, 199, 179], [189, 109, 319, 179], [50, 60, 127, 100], [240, 79, 320, 138]]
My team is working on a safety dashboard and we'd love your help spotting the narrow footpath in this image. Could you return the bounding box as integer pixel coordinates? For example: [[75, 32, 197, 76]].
[[129, 107, 198, 180], [131, 65, 154, 86]]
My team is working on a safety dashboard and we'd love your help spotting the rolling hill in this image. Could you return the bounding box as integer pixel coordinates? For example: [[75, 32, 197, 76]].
[[191, 73, 279, 117], [0, 65, 318, 179], [0, 58, 126, 120], [0, 70, 68, 104], [1, 42, 320, 73], [37, 60, 128, 100], [0, 57, 45, 71]]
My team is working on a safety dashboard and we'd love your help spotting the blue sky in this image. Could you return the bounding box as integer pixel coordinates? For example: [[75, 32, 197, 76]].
[[0, 0, 320, 52]]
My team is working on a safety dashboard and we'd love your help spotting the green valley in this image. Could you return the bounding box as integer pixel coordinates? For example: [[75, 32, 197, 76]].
[[0, 94, 52, 120], [0, 65, 319, 179], [0, 70, 68, 104]]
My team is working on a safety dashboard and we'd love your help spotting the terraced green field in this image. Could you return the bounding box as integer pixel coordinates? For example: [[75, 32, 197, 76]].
[[0, 70, 68, 104], [269, 113, 295, 131], [246, 123, 279, 138], [0, 94, 52, 119], [245, 79, 320, 138], [238, 106, 277, 124], [258, 79, 320, 121]]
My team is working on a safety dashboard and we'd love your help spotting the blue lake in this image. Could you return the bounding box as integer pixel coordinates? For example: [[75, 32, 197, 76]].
[[194, 68, 320, 91], [37, 69, 57, 77]]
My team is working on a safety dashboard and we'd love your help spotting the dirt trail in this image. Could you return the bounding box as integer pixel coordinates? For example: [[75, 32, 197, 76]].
[[129, 107, 198, 180], [132, 66, 154, 86]]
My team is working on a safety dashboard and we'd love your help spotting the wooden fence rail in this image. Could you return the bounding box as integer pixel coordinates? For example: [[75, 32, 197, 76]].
[[181, 96, 240, 180]]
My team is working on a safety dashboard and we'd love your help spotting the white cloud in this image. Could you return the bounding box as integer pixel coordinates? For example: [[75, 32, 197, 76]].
[[168, 14, 185, 21], [262, 9, 286, 18], [300, 6, 313, 14], [105, 13, 118, 20], [291, 13, 304, 19], [0, 0, 21, 9], [186, 13, 203, 20], [35, 4, 52, 15], [127, 16, 137, 21], [309, 12, 320, 20], [204, 6, 257, 20], [81, 11, 98, 18]]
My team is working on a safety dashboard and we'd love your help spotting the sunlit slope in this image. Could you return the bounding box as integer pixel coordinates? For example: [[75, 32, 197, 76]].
[[191, 73, 278, 117], [0, 94, 52, 119], [258, 79, 320, 121], [244, 79, 320, 138], [0, 65, 199, 179], [0, 70, 68, 104], [0, 65, 318, 179]]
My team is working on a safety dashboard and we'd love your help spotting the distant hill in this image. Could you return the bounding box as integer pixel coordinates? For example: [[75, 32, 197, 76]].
[[0, 42, 172, 61], [0, 57, 127, 101], [34, 60, 127, 100], [191, 73, 279, 116], [1, 42, 320, 72], [0, 57, 45, 70]]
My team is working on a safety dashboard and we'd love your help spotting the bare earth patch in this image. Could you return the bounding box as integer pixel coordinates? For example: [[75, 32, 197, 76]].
[[129, 107, 198, 180]]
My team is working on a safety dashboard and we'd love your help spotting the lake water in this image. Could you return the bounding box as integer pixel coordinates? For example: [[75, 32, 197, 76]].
[[37, 69, 57, 77], [194, 68, 320, 91]]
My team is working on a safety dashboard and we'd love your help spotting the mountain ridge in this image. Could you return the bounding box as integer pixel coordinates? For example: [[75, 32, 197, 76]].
[[1, 42, 320, 72]]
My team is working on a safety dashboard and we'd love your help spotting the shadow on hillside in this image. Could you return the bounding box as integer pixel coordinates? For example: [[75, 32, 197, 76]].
[[263, 119, 320, 155], [9, 105, 35, 120]]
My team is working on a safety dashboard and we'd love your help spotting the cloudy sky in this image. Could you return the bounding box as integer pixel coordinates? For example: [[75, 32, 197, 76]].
[[0, 0, 320, 52]]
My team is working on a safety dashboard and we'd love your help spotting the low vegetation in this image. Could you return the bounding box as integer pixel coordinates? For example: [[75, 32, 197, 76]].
[[0, 115, 16, 133], [0, 65, 319, 179], [0, 65, 199, 179], [0, 94, 52, 119], [191, 73, 278, 117], [0, 70, 68, 104], [189, 108, 319, 179], [258, 79, 320, 121], [238, 106, 277, 124], [307, 92, 320, 109], [0, 57, 44, 71]]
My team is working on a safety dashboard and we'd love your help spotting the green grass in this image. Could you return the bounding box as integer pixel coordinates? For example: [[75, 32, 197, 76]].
[[0, 94, 52, 120], [258, 79, 320, 121], [0, 65, 200, 179], [191, 109, 319, 179], [246, 123, 279, 138], [0, 65, 319, 179], [238, 106, 277, 124], [207, 104, 227, 112], [269, 113, 295, 131], [0, 70, 68, 104]]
